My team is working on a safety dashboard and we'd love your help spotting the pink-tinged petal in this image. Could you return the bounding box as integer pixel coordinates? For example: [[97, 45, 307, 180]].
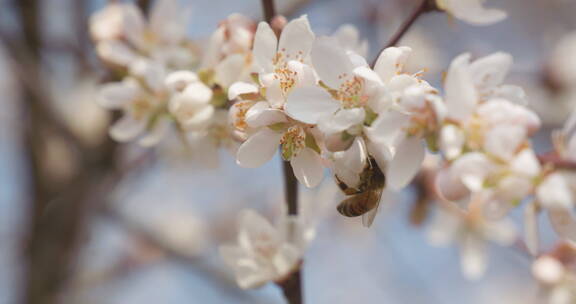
[[548, 208, 576, 243], [215, 54, 246, 89], [460, 234, 487, 280], [245, 102, 287, 128], [236, 128, 282, 168], [373, 46, 412, 83], [524, 202, 540, 256], [109, 115, 146, 142], [252, 22, 277, 73], [537, 173, 574, 210], [278, 15, 315, 61], [386, 136, 425, 190], [291, 147, 324, 188], [333, 137, 367, 188], [311, 37, 353, 88], [228, 82, 259, 100], [285, 86, 340, 124], [469, 52, 512, 89], [445, 53, 477, 121], [98, 80, 140, 109], [318, 108, 365, 135]]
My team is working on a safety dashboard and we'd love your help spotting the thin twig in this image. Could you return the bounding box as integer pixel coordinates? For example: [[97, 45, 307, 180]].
[[371, 0, 436, 68]]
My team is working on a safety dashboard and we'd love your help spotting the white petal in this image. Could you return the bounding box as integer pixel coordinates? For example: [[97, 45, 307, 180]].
[[440, 124, 465, 160], [252, 22, 277, 73], [532, 256, 565, 285], [311, 36, 353, 88], [373, 46, 412, 83], [121, 3, 146, 49], [353, 66, 383, 87], [483, 124, 525, 161], [109, 115, 146, 142], [285, 86, 340, 124], [460, 234, 487, 280], [228, 82, 259, 100], [215, 54, 246, 89], [278, 15, 315, 62], [165, 71, 199, 92], [96, 40, 139, 66], [98, 81, 139, 109], [510, 148, 541, 177], [445, 53, 477, 121], [318, 108, 365, 135], [291, 148, 324, 188], [440, 0, 507, 25], [333, 137, 367, 188], [238, 209, 280, 250], [450, 152, 495, 192], [469, 52, 512, 90], [245, 102, 287, 128], [129, 59, 166, 92], [537, 173, 574, 211], [386, 136, 425, 190], [236, 129, 282, 168], [365, 110, 409, 147], [181, 82, 214, 105]]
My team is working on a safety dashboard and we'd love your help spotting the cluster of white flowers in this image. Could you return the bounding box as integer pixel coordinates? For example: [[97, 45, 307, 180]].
[[89, 0, 576, 293], [91, 1, 254, 157]]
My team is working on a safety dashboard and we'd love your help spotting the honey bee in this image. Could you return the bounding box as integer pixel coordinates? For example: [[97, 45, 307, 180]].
[[336, 157, 386, 227]]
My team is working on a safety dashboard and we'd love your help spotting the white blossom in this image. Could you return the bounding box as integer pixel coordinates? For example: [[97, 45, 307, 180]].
[[427, 202, 516, 280], [435, 0, 507, 26], [220, 210, 305, 289]]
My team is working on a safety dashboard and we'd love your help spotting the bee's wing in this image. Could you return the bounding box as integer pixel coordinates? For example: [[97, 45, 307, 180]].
[[361, 186, 385, 227]]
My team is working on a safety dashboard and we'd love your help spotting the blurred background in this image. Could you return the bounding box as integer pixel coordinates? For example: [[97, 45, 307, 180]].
[[1, 0, 575, 303]]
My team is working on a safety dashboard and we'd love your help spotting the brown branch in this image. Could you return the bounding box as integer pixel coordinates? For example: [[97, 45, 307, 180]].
[[371, 0, 437, 68], [262, 0, 277, 23], [538, 152, 576, 170]]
